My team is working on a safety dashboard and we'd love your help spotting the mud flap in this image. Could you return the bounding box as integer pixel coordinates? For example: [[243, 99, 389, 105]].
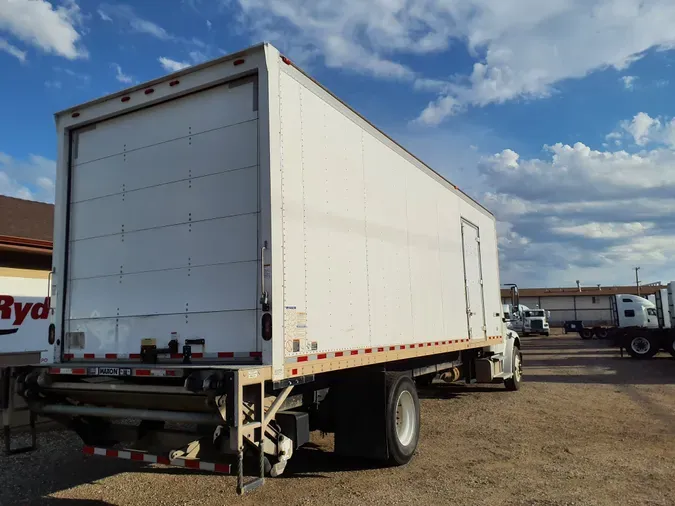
[[332, 367, 388, 460]]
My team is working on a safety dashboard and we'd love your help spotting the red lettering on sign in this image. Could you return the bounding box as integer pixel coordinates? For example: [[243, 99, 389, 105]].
[[0, 295, 13, 320], [0, 296, 50, 325]]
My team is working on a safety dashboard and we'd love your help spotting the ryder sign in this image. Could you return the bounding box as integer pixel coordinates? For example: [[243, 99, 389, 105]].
[[0, 295, 50, 357]]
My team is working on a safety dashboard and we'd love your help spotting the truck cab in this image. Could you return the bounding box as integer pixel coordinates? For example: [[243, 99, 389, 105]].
[[615, 294, 659, 329], [523, 308, 551, 336]]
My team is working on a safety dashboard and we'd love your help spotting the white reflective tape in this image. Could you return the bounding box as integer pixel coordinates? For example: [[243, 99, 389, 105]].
[[93, 447, 107, 457]]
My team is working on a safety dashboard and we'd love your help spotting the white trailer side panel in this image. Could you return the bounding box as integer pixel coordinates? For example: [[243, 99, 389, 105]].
[[277, 64, 502, 360]]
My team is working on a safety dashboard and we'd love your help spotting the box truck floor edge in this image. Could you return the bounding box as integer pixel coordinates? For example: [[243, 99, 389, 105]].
[[16, 43, 523, 495]]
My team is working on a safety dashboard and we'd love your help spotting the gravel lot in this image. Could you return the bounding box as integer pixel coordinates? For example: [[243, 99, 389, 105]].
[[2, 332, 674, 506]]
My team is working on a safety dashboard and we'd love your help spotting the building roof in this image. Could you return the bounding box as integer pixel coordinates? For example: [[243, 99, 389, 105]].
[[0, 195, 54, 252], [500, 285, 666, 298]]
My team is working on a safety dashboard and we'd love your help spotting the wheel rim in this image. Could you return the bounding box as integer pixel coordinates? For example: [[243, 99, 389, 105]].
[[513, 351, 522, 382], [395, 390, 416, 447], [631, 337, 651, 354]]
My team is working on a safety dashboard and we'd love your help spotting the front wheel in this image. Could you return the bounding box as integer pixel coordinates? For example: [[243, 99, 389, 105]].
[[385, 375, 420, 466], [504, 345, 522, 391], [580, 328, 593, 340], [626, 335, 659, 359]]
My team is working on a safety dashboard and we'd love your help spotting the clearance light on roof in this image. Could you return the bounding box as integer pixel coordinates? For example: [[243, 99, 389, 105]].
[[71, 112, 80, 118], [144, 88, 154, 95], [169, 80, 180, 87], [233, 58, 245, 66], [281, 56, 292, 65], [121, 96, 130, 102]]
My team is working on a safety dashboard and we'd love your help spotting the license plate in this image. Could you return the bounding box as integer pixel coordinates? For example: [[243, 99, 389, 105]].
[[93, 367, 131, 377]]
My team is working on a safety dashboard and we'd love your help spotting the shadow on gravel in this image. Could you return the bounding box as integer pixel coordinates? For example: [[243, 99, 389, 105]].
[[33, 499, 115, 506], [281, 442, 380, 478], [417, 384, 503, 400], [522, 335, 675, 385]]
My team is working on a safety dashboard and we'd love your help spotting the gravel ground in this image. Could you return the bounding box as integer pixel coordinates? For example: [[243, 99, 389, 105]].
[[2, 332, 674, 506]]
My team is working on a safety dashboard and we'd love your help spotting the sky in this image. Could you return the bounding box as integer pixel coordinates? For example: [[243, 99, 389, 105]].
[[2, 0, 675, 288]]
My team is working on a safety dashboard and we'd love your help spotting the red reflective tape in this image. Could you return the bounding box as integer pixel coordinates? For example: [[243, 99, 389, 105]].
[[185, 459, 200, 469], [136, 369, 151, 376], [64, 354, 74, 360], [218, 352, 234, 358], [84, 353, 95, 359], [106, 449, 119, 458], [435, 342, 439, 346], [427, 343, 432, 347], [365, 348, 372, 354], [297, 356, 308, 362], [170, 353, 183, 359], [130, 353, 141, 359], [131, 452, 144, 461], [157, 456, 170, 465], [72, 368, 86, 375], [335, 351, 344, 357], [400, 345, 405, 350], [83, 446, 94, 455], [166, 370, 176, 377], [377, 347, 384, 352], [105, 354, 117, 359], [350, 350, 359, 355], [291, 368, 298, 375], [419, 344, 425, 348], [50, 368, 60, 374], [192, 353, 203, 359], [214, 463, 230, 473], [317, 353, 327, 360], [443, 341, 447, 345], [250, 352, 262, 358], [389, 346, 396, 351]]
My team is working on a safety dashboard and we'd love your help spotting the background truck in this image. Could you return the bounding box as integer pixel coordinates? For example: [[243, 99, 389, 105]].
[[1, 273, 50, 454], [563, 294, 659, 339], [503, 302, 550, 336], [15, 43, 522, 495], [612, 282, 675, 359]]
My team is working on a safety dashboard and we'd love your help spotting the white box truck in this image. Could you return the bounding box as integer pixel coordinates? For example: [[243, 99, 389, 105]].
[[1, 271, 50, 454], [16, 43, 522, 494]]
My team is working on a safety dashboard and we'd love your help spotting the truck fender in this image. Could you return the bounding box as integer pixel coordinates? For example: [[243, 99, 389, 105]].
[[502, 331, 521, 378]]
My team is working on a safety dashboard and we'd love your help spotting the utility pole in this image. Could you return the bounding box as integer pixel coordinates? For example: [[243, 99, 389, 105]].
[[634, 267, 641, 296]]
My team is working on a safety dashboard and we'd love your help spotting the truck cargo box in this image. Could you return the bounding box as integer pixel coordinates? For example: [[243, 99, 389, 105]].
[[50, 43, 503, 382]]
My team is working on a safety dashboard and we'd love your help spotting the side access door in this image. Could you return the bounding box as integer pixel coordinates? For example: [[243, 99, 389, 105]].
[[460, 220, 487, 340]]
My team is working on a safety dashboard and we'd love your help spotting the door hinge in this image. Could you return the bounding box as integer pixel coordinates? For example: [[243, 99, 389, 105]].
[[479, 279, 484, 285]]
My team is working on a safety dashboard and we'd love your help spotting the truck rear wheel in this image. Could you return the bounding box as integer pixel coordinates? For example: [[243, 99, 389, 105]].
[[504, 345, 522, 391], [626, 336, 658, 359], [385, 375, 420, 466], [580, 328, 593, 340]]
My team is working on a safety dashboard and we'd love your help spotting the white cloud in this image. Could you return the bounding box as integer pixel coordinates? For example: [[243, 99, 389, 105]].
[[99, 3, 171, 40], [234, 0, 675, 124], [206, 20, 212, 30], [0, 0, 87, 60], [607, 112, 675, 147], [0, 37, 26, 62], [45, 80, 62, 89], [552, 222, 654, 239], [0, 152, 56, 203], [158, 56, 190, 72], [98, 9, 113, 22], [474, 113, 675, 284], [111, 62, 133, 83], [621, 75, 637, 90]]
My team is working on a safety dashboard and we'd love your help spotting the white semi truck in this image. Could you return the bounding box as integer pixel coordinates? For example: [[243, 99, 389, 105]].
[[1, 272, 50, 454], [15, 43, 522, 494], [502, 302, 550, 336]]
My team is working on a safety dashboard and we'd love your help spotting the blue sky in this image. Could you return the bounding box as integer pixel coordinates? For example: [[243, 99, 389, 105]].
[[3, 0, 675, 288]]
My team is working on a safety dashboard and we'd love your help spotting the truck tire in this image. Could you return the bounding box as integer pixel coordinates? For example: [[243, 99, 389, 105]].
[[504, 345, 522, 391], [385, 375, 420, 466], [580, 328, 593, 340], [626, 335, 659, 359], [595, 328, 609, 339], [668, 336, 675, 358]]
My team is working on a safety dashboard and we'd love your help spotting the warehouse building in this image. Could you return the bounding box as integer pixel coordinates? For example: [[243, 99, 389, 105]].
[[500, 285, 666, 326]]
